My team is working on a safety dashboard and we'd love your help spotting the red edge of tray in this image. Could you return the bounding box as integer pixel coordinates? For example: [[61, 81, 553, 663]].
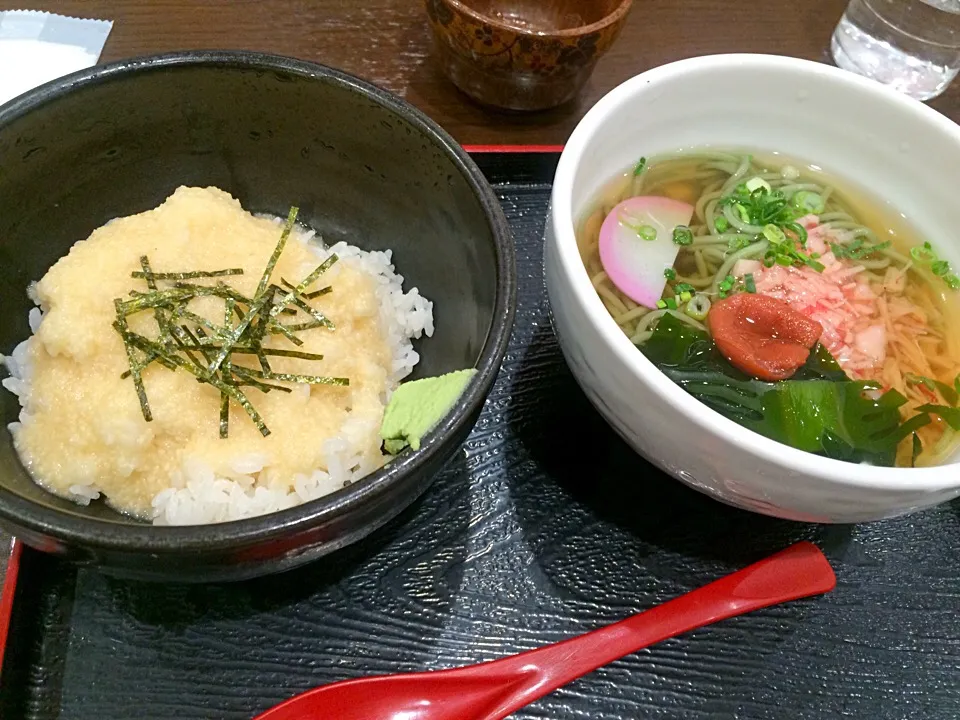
[[463, 144, 564, 153], [0, 539, 22, 674], [0, 144, 562, 677]]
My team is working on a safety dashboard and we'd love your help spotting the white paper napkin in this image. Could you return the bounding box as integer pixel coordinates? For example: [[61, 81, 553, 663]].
[[0, 10, 113, 106]]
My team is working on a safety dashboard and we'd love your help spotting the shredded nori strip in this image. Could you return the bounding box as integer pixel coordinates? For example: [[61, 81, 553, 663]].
[[112, 205, 345, 438], [169, 326, 209, 375], [270, 255, 338, 317], [279, 277, 333, 301], [114, 303, 152, 422], [132, 268, 243, 279], [219, 392, 230, 439], [224, 298, 235, 328], [117, 287, 193, 314], [266, 318, 306, 346], [207, 293, 269, 375], [230, 366, 294, 393], [288, 294, 334, 329], [139, 256, 173, 341], [179, 325, 216, 365], [239, 369, 349, 386], [303, 286, 333, 300], [269, 284, 333, 329], [154, 345, 324, 361], [255, 207, 299, 299], [174, 308, 229, 338], [273, 320, 327, 333], [173, 281, 251, 303], [256, 348, 272, 375], [120, 352, 177, 379], [247, 347, 323, 360], [119, 329, 272, 436]]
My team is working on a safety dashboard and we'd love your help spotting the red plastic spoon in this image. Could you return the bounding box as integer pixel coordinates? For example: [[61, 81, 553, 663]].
[[255, 542, 835, 720]]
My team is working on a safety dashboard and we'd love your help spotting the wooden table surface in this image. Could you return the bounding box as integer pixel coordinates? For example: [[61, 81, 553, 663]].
[[0, 0, 958, 584], [3, 0, 960, 147]]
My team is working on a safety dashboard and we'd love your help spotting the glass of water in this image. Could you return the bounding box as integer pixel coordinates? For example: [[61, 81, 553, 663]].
[[831, 0, 960, 101]]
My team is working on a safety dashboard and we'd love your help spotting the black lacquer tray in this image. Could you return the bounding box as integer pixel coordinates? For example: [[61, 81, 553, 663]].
[[1, 150, 958, 720]]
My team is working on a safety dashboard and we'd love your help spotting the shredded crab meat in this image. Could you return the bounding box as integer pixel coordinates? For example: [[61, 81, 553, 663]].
[[736, 220, 940, 387], [746, 224, 885, 377], [730, 217, 960, 464]]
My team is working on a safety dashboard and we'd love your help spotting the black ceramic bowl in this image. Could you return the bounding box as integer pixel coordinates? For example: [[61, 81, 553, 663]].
[[0, 51, 515, 582]]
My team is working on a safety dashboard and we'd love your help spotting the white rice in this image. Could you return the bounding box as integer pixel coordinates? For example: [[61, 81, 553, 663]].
[[1, 226, 434, 525]]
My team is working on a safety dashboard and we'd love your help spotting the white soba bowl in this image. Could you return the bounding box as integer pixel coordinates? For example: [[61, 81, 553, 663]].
[[545, 53, 960, 524]]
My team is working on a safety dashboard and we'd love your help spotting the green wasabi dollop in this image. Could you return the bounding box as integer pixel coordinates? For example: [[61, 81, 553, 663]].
[[380, 368, 478, 455]]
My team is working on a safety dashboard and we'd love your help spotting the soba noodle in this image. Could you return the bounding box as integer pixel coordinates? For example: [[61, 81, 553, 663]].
[[577, 151, 960, 467]]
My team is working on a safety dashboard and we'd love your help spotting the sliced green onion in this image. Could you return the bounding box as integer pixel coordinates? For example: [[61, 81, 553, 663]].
[[911, 245, 936, 264], [945, 274, 960, 290], [744, 273, 756, 293], [745, 176, 771, 193], [672, 225, 693, 246], [735, 203, 750, 223], [656, 299, 667, 309], [663, 267, 677, 281], [679, 291, 692, 303], [637, 224, 658, 241], [791, 190, 825, 215], [784, 221, 808, 247], [762, 224, 787, 244], [932, 260, 950, 277], [664, 297, 678, 310], [633, 156, 647, 176], [685, 294, 711, 321], [714, 216, 730, 233], [674, 282, 695, 294]]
